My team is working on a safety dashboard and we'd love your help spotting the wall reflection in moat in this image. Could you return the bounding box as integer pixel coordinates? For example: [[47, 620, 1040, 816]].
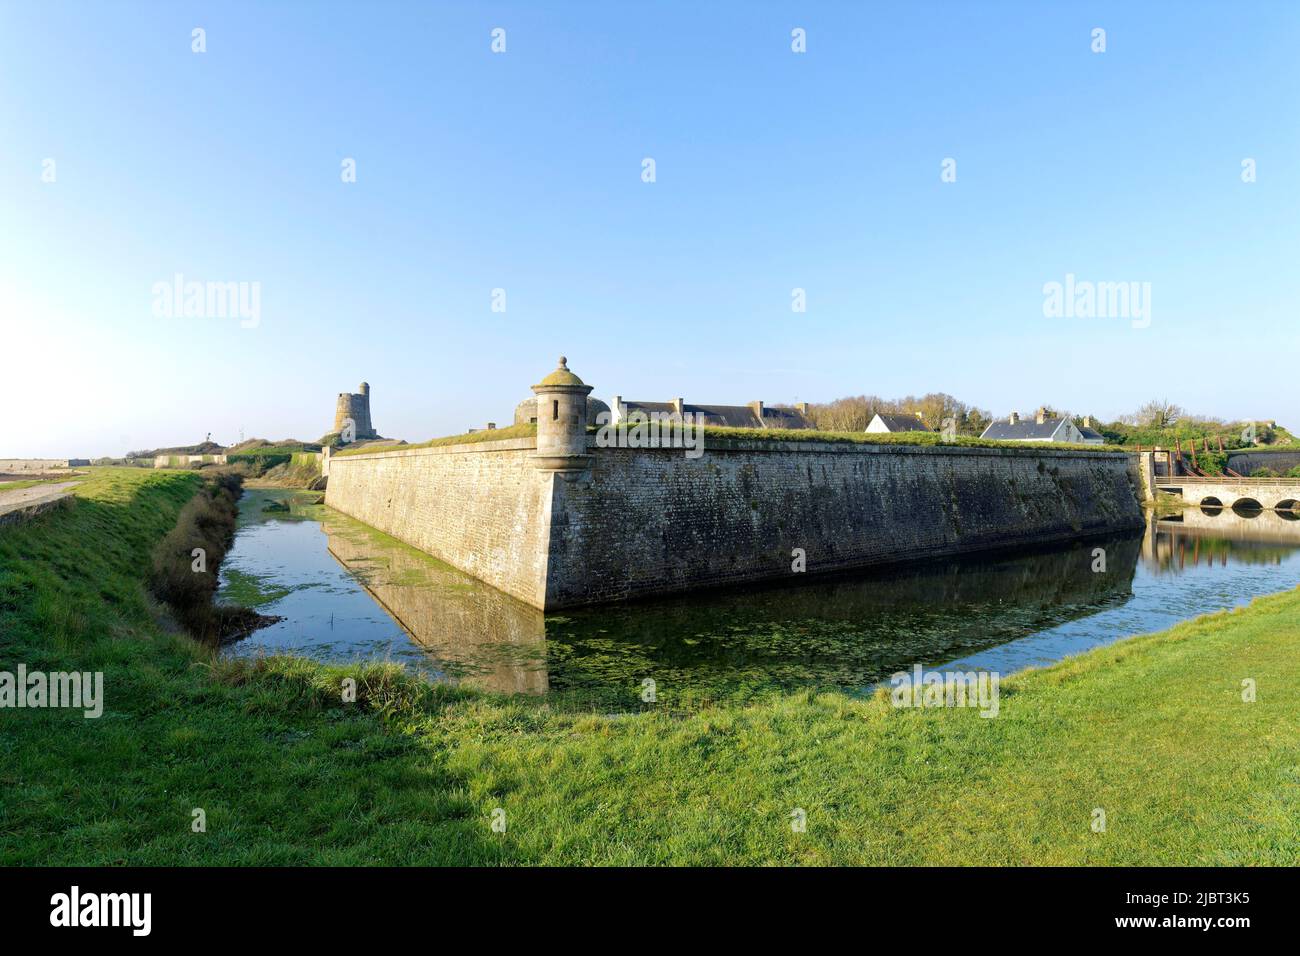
[[319, 512, 549, 695], [1144, 507, 1300, 572]]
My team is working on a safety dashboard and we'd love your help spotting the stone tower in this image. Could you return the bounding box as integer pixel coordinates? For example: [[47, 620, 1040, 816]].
[[333, 381, 377, 441], [531, 356, 592, 472]]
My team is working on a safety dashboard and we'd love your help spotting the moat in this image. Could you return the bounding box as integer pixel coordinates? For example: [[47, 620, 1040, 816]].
[[218, 489, 1300, 711]]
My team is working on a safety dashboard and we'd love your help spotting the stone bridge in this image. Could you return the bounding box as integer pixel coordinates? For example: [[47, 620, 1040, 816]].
[[1154, 476, 1300, 513]]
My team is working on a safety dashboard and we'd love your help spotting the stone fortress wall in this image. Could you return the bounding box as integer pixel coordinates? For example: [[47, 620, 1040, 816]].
[[325, 360, 1145, 610], [544, 439, 1143, 608], [325, 437, 552, 607]]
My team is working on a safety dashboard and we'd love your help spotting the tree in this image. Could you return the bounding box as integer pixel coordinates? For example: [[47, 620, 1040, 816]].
[[807, 395, 894, 432], [1134, 399, 1183, 429], [809, 392, 994, 434], [961, 407, 992, 437], [894, 392, 967, 431]]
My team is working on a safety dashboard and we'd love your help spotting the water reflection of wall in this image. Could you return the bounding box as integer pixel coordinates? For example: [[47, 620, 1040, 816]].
[[545, 536, 1141, 697], [320, 513, 549, 695], [1144, 508, 1300, 571]]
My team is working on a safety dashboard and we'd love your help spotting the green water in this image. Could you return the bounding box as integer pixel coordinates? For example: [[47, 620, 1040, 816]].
[[219, 490, 1300, 710]]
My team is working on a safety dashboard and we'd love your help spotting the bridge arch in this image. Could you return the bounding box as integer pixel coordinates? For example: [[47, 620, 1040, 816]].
[[1232, 497, 1264, 517], [1277, 499, 1299, 519], [1199, 496, 1223, 515]]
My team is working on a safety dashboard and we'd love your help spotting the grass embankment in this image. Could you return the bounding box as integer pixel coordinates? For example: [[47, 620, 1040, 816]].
[[334, 423, 536, 456], [240, 452, 324, 488], [2, 466, 1298, 864]]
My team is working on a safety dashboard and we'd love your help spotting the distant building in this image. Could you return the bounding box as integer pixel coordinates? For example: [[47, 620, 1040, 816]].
[[866, 412, 931, 434], [607, 398, 814, 430], [0, 458, 88, 472], [981, 408, 1094, 444], [1076, 416, 1106, 445], [514, 396, 610, 427], [514, 394, 814, 430]]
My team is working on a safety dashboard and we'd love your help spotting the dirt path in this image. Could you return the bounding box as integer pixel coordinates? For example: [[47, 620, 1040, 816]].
[[0, 481, 78, 521]]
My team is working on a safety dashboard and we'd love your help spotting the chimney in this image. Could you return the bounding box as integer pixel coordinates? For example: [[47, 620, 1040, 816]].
[[1083, 415, 1092, 429], [915, 410, 924, 420], [795, 402, 809, 415], [749, 400, 765, 424], [672, 397, 684, 416], [1036, 407, 1047, 425], [611, 395, 622, 424], [486, 422, 496, 430], [1009, 411, 1020, 425]]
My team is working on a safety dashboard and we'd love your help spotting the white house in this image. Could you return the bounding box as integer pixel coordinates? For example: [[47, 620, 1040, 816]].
[[866, 412, 931, 434], [980, 408, 1103, 444]]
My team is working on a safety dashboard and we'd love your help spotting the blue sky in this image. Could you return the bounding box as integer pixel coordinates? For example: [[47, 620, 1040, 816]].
[[2, 1, 1298, 457]]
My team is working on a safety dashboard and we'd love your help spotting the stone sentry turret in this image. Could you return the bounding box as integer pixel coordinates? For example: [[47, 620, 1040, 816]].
[[531, 356, 592, 472], [334, 381, 377, 441]]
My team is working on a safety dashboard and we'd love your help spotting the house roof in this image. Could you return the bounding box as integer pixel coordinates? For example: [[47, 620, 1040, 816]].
[[981, 417, 1068, 441], [873, 413, 931, 433], [1077, 425, 1104, 442], [619, 401, 813, 430]]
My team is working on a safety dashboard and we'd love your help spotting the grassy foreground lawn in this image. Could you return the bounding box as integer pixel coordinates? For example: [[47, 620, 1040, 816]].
[[1, 467, 1298, 865]]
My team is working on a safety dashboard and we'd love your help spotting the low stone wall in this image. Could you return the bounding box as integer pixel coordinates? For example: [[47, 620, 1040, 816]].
[[0, 459, 76, 472], [325, 434, 1144, 610], [1228, 450, 1300, 475], [0, 490, 75, 526], [153, 454, 228, 469]]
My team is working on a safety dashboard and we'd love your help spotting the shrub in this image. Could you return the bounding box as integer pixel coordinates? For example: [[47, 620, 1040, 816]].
[[148, 472, 260, 642], [1195, 450, 1228, 475]]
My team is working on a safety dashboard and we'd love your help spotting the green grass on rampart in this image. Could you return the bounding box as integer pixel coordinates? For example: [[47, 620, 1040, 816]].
[[337, 421, 1124, 457], [334, 423, 536, 456]]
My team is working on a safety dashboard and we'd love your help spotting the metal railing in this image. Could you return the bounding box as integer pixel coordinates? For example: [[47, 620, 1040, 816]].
[[1157, 476, 1300, 484]]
